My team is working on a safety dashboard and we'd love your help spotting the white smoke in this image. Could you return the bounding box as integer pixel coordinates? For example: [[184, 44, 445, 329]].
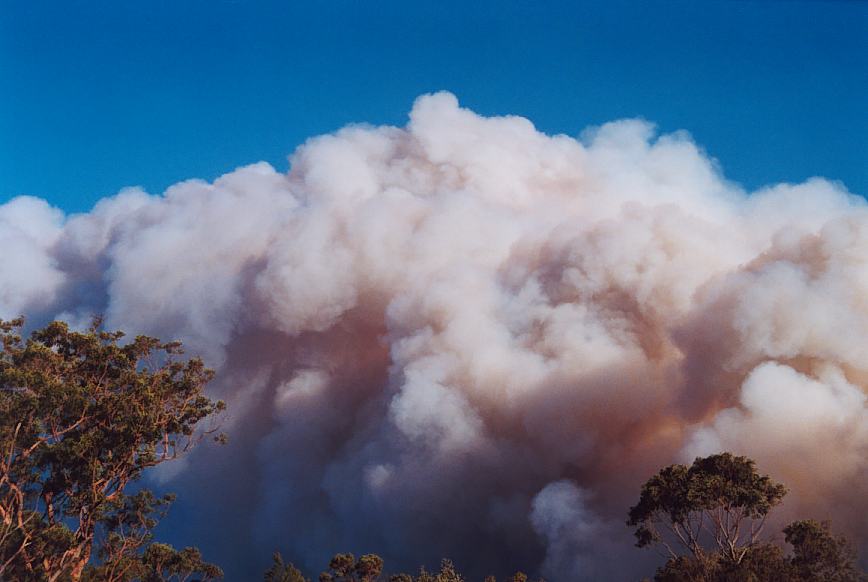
[[531, 481, 640, 581], [1, 92, 866, 580]]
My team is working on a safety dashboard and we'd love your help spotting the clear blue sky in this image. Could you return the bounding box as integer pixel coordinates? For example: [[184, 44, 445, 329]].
[[2, 0, 866, 213]]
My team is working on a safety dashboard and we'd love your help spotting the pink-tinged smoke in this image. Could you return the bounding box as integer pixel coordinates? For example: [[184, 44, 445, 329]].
[[1, 93, 866, 580]]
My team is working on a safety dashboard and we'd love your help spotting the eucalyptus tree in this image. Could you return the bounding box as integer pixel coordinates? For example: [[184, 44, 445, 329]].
[[629, 453, 865, 581], [0, 317, 225, 581]]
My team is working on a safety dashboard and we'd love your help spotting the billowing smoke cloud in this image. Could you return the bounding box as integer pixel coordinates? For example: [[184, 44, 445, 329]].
[[2, 92, 866, 580]]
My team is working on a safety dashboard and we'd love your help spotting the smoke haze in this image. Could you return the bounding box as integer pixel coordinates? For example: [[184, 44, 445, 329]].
[[2, 93, 866, 580]]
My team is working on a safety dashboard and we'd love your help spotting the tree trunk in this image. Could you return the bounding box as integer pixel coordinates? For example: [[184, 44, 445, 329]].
[[69, 544, 91, 582]]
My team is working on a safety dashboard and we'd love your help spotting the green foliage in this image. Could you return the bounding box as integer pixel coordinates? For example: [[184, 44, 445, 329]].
[[653, 533, 866, 582], [265, 552, 310, 582], [135, 543, 222, 581], [307, 553, 542, 582], [356, 554, 385, 582], [653, 543, 791, 582], [82, 537, 223, 581], [0, 317, 225, 581], [630, 453, 866, 582], [320, 553, 385, 582], [785, 520, 865, 582], [627, 453, 787, 564], [433, 559, 463, 582], [413, 567, 434, 582]]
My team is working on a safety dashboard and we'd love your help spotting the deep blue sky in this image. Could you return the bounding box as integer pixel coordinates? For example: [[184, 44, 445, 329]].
[[2, 0, 866, 214]]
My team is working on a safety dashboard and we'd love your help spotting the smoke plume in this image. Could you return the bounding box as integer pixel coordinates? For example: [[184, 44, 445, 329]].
[[2, 92, 866, 580]]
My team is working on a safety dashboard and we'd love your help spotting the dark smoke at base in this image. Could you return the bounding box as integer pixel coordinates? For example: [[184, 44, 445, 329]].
[[1, 93, 866, 580]]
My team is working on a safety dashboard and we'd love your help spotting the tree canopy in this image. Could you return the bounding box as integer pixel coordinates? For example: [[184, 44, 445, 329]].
[[629, 453, 866, 581], [0, 317, 225, 581], [297, 553, 538, 582]]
